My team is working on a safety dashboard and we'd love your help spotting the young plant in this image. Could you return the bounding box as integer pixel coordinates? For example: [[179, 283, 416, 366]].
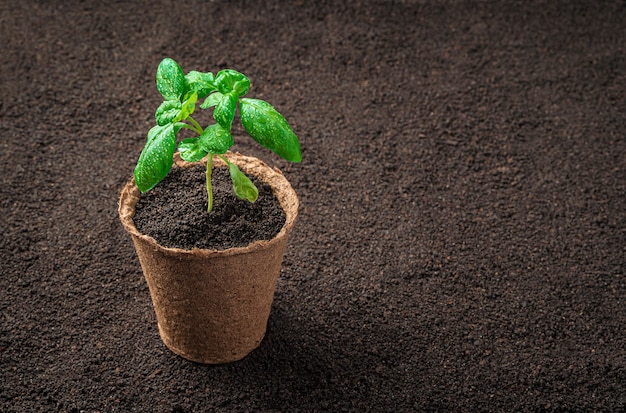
[[133, 57, 301, 212]]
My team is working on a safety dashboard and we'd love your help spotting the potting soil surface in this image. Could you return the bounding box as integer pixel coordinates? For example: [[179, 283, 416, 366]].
[[133, 165, 286, 250], [1, 1, 625, 411]]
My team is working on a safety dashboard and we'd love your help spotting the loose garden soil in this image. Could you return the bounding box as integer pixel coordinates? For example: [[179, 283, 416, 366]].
[[1, 0, 625, 411]]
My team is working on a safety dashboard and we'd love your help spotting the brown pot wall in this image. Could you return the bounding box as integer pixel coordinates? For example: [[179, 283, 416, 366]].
[[118, 152, 298, 364]]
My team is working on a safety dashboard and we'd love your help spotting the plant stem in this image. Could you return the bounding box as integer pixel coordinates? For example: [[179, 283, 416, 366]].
[[187, 116, 204, 135], [179, 123, 201, 134], [217, 154, 231, 167], [206, 154, 213, 213]]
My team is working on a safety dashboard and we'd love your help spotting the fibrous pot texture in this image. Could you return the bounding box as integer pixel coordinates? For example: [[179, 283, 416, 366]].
[[119, 152, 298, 363]]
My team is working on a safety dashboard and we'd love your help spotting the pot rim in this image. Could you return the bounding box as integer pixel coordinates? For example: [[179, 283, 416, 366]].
[[118, 151, 298, 258]]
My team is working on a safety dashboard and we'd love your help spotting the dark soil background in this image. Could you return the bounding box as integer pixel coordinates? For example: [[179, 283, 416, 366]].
[[1, 0, 625, 411]]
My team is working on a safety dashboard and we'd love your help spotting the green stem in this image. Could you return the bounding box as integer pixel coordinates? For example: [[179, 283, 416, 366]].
[[187, 116, 204, 135], [217, 154, 232, 167], [179, 123, 201, 134], [206, 154, 213, 213]]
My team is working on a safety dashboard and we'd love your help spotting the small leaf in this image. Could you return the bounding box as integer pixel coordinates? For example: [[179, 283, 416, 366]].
[[175, 92, 197, 122], [200, 91, 223, 109], [134, 124, 177, 192], [156, 58, 186, 100], [232, 76, 251, 97], [213, 92, 237, 129], [240, 98, 302, 162], [198, 124, 234, 154], [229, 162, 258, 203], [178, 137, 208, 162], [155, 99, 182, 126], [184, 71, 216, 99], [215, 69, 250, 96]]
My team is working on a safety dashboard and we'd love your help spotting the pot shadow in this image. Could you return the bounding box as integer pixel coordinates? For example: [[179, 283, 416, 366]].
[[222, 304, 421, 411]]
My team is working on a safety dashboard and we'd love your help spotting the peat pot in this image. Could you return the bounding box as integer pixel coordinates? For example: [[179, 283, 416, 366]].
[[118, 152, 298, 364]]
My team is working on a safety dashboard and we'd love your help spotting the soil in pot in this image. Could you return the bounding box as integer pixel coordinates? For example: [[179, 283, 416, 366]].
[[133, 164, 286, 250]]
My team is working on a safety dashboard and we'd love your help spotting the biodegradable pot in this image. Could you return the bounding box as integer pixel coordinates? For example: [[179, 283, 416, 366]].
[[118, 152, 298, 364]]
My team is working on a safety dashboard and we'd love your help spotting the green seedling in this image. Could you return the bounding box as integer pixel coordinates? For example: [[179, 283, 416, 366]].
[[134, 57, 301, 212]]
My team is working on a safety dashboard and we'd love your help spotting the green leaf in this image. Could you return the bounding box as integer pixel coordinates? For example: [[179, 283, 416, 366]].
[[232, 75, 251, 97], [156, 58, 186, 100], [184, 71, 216, 99], [228, 162, 258, 203], [198, 124, 234, 154], [213, 92, 237, 129], [200, 91, 223, 109], [155, 99, 182, 126], [134, 124, 177, 192], [178, 137, 208, 162], [239, 98, 302, 162], [215, 69, 250, 97], [175, 92, 197, 122]]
